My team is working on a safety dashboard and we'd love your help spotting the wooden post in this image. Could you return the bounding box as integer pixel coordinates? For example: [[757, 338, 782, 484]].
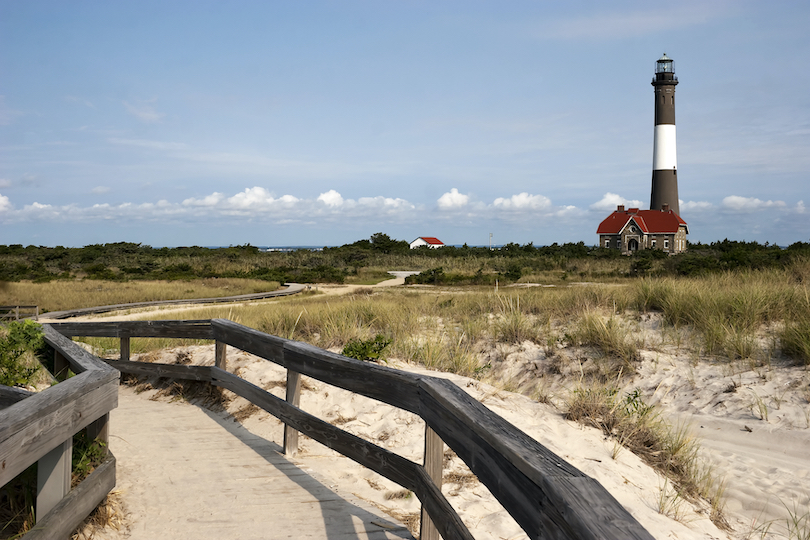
[[36, 438, 72, 520], [86, 413, 110, 453], [420, 425, 444, 540], [54, 350, 70, 381], [120, 336, 130, 361], [215, 341, 227, 371], [283, 370, 302, 456]]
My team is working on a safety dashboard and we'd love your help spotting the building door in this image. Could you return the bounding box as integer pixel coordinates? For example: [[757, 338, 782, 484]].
[[628, 239, 639, 252]]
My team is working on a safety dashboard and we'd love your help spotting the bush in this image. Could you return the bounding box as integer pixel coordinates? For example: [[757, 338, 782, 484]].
[[342, 334, 392, 362], [0, 320, 43, 387]]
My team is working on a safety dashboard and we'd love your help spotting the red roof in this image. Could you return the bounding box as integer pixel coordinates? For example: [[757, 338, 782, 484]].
[[597, 208, 688, 235], [418, 237, 444, 245]]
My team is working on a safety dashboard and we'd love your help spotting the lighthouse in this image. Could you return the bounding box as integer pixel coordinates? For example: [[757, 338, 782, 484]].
[[650, 53, 680, 216]]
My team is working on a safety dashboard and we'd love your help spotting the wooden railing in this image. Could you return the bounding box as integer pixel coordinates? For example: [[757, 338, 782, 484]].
[[0, 325, 118, 539], [0, 305, 39, 321], [48, 319, 655, 540]]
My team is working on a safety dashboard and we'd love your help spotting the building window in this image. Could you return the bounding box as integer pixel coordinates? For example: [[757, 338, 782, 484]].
[[605, 239, 610, 248], [651, 239, 657, 248], [664, 239, 669, 249]]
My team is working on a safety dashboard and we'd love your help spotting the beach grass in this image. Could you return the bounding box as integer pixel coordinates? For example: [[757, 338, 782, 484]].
[[2, 278, 280, 313]]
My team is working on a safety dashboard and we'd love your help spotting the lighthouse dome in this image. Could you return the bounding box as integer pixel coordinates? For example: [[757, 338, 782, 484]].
[[656, 53, 675, 74]]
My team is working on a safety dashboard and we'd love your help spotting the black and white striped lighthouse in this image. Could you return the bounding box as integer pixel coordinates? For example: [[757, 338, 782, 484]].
[[650, 53, 680, 216]]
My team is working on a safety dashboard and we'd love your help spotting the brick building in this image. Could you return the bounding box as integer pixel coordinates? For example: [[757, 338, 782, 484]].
[[597, 205, 688, 255]]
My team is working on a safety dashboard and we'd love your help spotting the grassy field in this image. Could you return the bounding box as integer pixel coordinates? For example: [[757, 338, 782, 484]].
[[63, 261, 810, 370], [0, 278, 280, 313]]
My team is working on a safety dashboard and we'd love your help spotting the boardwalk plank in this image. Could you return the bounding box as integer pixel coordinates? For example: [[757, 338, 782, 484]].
[[110, 387, 414, 540]]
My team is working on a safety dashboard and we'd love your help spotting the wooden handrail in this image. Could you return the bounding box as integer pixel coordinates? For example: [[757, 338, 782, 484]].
[[0, 325, 118, 538], [48, 319, 655, 540], [0, 305, 39, 321]]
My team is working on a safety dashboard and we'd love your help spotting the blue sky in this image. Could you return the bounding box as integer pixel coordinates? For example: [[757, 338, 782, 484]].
[[1, 1, 808, 247]]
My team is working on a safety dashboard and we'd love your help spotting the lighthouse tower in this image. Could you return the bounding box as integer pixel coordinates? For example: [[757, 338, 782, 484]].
[[650, 53, 680, 216]]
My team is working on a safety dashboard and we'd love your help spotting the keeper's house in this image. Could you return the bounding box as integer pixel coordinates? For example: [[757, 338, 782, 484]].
[[409, 237, 445, 249], [597, 205, 688, 255]]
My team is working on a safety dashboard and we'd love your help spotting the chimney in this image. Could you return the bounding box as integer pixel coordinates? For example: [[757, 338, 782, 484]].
[[617, 205, 625, 212], [662, 203, 670, 212]]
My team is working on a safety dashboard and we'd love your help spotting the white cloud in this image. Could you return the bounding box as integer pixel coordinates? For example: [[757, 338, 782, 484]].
[[493, 192, 551, 210], [278, 194, 300, 206], [0, 194, 12, 212], [1, 187, 424, 228], [318, 190, 344, 207], [123, 100, 165, 123], [183, 192, 225, 207], [357, 196, 412, 209], [589, 193, 644, 212], [552, 205, 582, 218], [27, 202, 52, 210], [796, 201, 806, 214], [226, 187, 277, 209], [91, 186, 110, 194], [0, 179, 11, 189], [437, 188, 469, 209], [721, 196, 786, 212], [680, 200, 714, 211]]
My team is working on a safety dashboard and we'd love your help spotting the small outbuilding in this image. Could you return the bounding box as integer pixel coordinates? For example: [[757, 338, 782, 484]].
[[597, 205, 688, 255], [409, 237, 445, 249]]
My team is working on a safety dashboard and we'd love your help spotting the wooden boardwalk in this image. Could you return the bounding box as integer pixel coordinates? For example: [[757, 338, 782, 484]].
[[109, 387, 414, 540]]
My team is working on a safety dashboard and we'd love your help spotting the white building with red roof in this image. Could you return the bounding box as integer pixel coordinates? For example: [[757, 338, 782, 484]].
[[409, 236, 445, 249], [597, 204, 688, 255]]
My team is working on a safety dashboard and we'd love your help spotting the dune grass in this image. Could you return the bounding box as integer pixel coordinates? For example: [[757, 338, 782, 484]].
[[564, 385, 729, 528], [1, 278, 281, 313]]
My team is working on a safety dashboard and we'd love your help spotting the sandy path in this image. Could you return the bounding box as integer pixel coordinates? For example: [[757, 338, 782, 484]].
[[106, 386, 413, 539], [39, 273, 415, 323]]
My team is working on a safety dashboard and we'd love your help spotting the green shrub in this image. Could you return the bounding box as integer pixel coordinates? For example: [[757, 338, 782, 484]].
[[342, 334, 392, 363], [0, 320, 43, 387]]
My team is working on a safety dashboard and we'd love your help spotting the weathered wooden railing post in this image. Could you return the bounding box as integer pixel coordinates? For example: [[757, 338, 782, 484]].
[[86, 414, 110, 452], [215, 341, 227, 371], [421, 426, 444, 540], [54, 349, 70, 381], [36, 438, 72, 519], [120, 334, 130, 361], [283, 370, 302, 456]]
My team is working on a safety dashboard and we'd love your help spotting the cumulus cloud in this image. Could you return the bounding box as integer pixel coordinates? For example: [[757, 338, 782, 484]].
[[226, 187, 277, 209], [0, 194, 12, 212], [680, 200, 713, 211], [91, 186, 110, 194], [437, 188, 469, 209], [721, 196, 786, 212], [493, 192, 551, 210], [123, 100, 165, 123], [589, 192, 644, 212], [183, 192, 225, 207], [796, 201, 806, 214], [318, 190, 344, 207]]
